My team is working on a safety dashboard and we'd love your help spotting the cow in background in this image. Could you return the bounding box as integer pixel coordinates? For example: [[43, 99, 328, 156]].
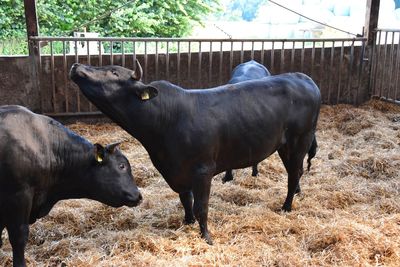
[[223, 60, 271, 183]]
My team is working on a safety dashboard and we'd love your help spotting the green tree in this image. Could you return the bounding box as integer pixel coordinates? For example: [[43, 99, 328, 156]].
[[0, 0, 220, 38]]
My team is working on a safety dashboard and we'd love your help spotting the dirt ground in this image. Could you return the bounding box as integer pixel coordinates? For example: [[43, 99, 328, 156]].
[[1, 99, 399, 266]]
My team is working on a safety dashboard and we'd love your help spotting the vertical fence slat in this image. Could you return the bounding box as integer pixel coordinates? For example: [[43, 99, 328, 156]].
[[261, 41, 265, 65], [144, 41, 148, 83], [387, 31, 395, 99], [50, 41, 56, 113], [371, 30, 380, 97], [356, 40, 366, 104], [209, 41, 213, 85], [86, 40, 90, 65], [132, 41, 136, 68], [230, 41, 234, 74], [394, 32, 400, 100], [380, 31, 389, 98], [76, 41, 80, 112], [198, 41, 202, 85], [62, 41, 68, 113], [37, 41, 44, 113], [188, 41, 192, 87], [155, 41, 159, 80], [165, 41, 169, 81], [271, 41, 275, 73], [327, 41, 335, 104], [379, 32, 387, 97], [311, 41, 316, 78], [346, 40, 355, 103], [98, 41, 102, 66], [336, 41, 345, 104], [319, 41, 325, 91], [280, 41, 285, 73], [74, 40, 78, 62], [219, 41, 223, 85], [290, 41, 295, 72], [251, 41, 254, 60], [300, 41, 305, 73], [87, 40, 92, 112], [110, 41, 113, 65], [240, 41, 244, 63], [121, 41, 125, 67], [177, 41, 181, 84]]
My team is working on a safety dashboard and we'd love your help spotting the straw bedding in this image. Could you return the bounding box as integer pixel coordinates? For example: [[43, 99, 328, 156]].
[[1, 99, 399, 266]]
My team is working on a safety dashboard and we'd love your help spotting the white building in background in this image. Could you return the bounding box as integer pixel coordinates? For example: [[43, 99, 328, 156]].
[[191, 0, 400, 39], [69, 32, 104, 55]]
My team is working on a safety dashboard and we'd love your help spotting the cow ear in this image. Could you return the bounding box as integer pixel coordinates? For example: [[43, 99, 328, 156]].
[[132, 59, 143, 81], [106, 142, 121, 154], [136, 86, 158, 101], [93, 143, 105, 163]]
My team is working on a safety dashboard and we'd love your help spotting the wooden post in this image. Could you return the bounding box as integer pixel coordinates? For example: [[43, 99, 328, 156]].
[[23, 0, 42, 112], [364, 0, 380, 46], [24, 0, 39, 49], [362, 0, 380, 103]]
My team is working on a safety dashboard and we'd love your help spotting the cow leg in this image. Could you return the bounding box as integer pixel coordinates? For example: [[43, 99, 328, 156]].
[[179, 191, 195, 224], [251, 164, 259, 177], [222, 170, 234, 183], [5, 190, 33, 267], [296, 165, 304, 194], [7, 223, 29, 267], [278, 136, 310, 212], [192, 164, 214, 245]]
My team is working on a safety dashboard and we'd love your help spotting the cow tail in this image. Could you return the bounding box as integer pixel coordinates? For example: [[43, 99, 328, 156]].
[[307, 135, 317, 172]]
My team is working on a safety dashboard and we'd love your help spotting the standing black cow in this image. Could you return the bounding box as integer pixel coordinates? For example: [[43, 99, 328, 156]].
[[0, 105, 142, 267], [223, 60, 271, 183], [70, 61, 321, 245]]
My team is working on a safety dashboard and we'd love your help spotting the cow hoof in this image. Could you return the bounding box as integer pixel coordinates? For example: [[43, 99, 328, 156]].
[[202, 233, 213, 245], [222, 176, 233, 183], [281, 205, 292, 212], [184, 217, 196, 225], [222, 178, 231, 183]]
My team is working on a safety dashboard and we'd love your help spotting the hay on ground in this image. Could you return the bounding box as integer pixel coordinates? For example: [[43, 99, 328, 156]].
[[1, 99, 399, 266]]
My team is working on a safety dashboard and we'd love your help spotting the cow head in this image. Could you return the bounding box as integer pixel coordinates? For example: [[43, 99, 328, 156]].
[[69, 60, 158, 108], [70, 60, 164, 144], [88, 142, 142, 207]]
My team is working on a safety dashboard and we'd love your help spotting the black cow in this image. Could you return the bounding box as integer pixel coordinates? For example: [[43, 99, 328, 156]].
[[223, 60, 271, 183], [0, 105, 142, 267], [70, 61, 321, 245]]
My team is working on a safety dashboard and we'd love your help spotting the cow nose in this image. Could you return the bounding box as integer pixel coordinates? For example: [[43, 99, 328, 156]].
[[71, 63, 80, 72], [69, 63, 87, 80], [69, 63, 80, 78], [124, 190, 143, 207], [135, 192, 143, 205]]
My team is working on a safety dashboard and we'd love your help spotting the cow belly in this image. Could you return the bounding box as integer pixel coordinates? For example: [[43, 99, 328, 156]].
[[215, 135, 281, 175]]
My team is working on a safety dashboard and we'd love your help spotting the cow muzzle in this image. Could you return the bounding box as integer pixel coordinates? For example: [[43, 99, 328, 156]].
[[69, 63, 89, 80], [124, 190, 143, 207]]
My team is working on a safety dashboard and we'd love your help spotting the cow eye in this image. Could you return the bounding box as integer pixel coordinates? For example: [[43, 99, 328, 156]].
[[111, 70, 119, 77], [118, 163, 126, 170]]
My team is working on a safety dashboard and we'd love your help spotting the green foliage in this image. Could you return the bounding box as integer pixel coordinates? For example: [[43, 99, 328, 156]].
[[0, 0, 220, 38], [0, 0, 219, 54]]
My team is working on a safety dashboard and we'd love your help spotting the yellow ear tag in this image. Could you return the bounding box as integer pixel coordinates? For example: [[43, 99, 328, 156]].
[[141, 91, 150, 100], [96, 154, 103, 163]]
